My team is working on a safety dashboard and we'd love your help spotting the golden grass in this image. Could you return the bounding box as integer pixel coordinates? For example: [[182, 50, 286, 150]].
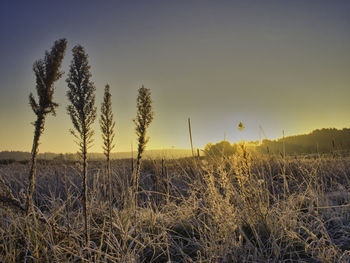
[[0, 153, 349, 262]]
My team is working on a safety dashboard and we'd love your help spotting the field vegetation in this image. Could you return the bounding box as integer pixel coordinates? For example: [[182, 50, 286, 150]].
[[0, 151, 350, 262]]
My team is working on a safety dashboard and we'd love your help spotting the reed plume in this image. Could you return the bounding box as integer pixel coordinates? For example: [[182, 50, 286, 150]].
[[27, 38, 67, 216], [133, 85, 154, 205], [99, 84, 116, 233], [66, 45, 97, 245]]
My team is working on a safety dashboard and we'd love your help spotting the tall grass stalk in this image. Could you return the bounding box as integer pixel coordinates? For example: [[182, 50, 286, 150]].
[[27, 39, 67, 216], [100, 84, 116, 234], [66, 45, 97, 245], [133, 85, 154, 207]]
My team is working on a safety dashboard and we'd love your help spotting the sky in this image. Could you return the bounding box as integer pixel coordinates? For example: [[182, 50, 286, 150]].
[[0, 0, 349, 153]]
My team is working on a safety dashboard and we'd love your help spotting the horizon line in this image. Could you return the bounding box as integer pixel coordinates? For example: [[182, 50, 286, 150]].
[[1, 126, 349, 154]]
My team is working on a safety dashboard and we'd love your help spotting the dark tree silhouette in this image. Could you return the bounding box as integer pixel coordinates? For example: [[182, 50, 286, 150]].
[[204, 141, 237, 157], [27, 38, 67, 216], [258, 128, 350, 155], [133, 86, 154, 204], [99, 84, 116, 233], [66, 45, 97, 245]]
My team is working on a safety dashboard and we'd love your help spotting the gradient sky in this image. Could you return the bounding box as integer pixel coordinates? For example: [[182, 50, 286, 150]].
[[0, 0, 350, 153]]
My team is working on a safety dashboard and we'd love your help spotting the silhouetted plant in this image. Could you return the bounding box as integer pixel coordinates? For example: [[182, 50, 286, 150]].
[[99, 84, 116, 233], [133, 86, 154, 203], [27, 38, 67, 216], [66, 45, 97, 245]]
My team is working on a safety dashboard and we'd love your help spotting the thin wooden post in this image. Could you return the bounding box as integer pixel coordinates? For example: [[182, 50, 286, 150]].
[[188, 118, 194, 158]]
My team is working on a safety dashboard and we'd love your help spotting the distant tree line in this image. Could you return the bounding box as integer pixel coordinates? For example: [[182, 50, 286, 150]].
[[204, 128, 350, 157], [258, 128, 350, 155], [0, 149, 193, 162]]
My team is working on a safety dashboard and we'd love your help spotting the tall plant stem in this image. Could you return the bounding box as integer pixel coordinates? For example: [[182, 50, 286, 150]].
[[27, 112, 44, 216], [82, 137, 89, 245], [107, 155, 112, 235]]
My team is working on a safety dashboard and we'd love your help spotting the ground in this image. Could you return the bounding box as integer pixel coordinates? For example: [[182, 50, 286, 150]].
[[0, 151, 349, 262]]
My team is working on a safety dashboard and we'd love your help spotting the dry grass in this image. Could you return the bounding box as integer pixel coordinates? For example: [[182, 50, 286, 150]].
[[0, 152, 349, 262]]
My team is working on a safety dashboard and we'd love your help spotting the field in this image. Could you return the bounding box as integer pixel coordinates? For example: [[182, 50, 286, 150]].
[[0, 147, 349, 262]]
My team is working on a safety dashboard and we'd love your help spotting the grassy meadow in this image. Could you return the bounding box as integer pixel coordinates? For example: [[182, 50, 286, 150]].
[[0, 147, 349, 262]]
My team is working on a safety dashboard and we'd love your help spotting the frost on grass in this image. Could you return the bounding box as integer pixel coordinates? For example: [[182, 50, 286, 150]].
[[0, 155, 349, 262]]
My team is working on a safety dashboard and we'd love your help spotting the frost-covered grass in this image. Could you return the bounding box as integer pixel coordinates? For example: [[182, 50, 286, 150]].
[[0, 151, 349, 262]]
